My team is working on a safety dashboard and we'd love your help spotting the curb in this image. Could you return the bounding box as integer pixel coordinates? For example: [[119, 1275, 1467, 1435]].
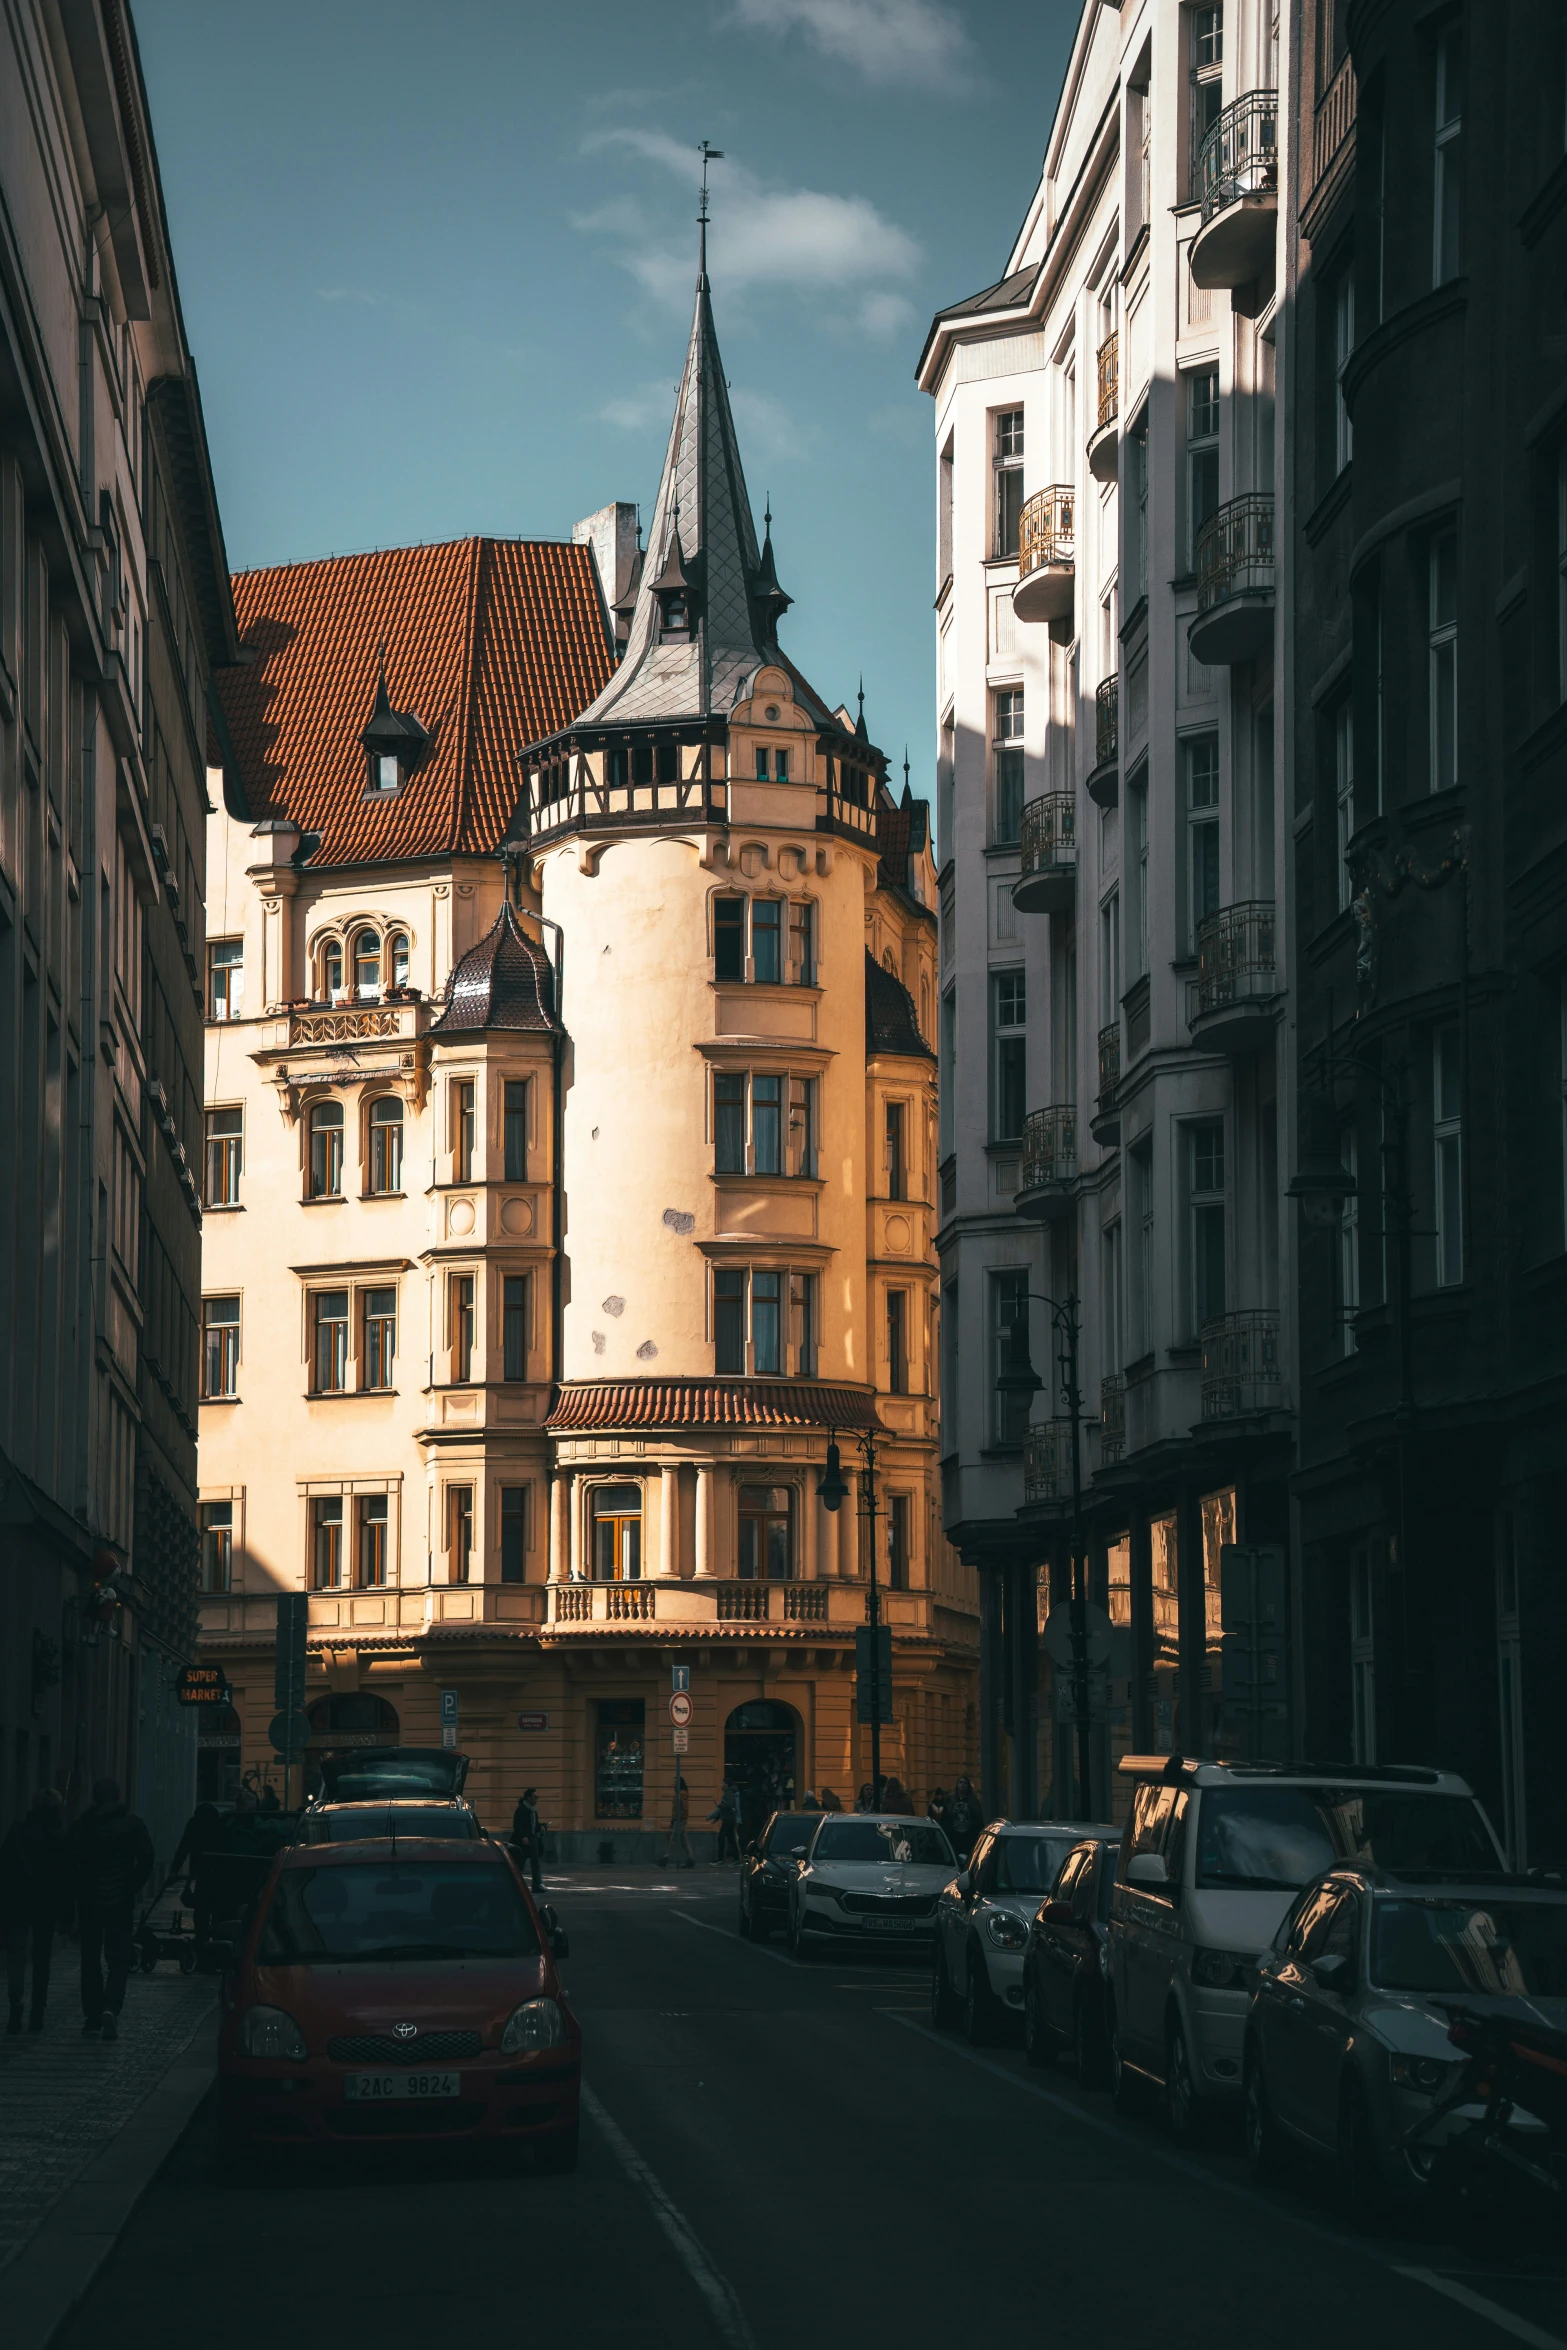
[[0, 2004, 217, 2350]]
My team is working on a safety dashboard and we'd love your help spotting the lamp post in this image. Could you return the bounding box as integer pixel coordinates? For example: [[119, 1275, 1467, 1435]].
[[996, 1291, 1092, 1819], [816, 1430, 887, 1804]]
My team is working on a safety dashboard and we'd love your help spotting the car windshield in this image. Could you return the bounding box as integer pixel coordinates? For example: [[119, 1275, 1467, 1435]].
[[994, 1835, 1072, 1894], [764, 1818, 817, 1859], [1372, 1899, 1567, 1997], [300, 1807, 475, 1844], [813, 1821, 953, 1866], [318, 1753, 465, 1801], [1194, 1787, 1499, 1892], [257, 1863, 538, 1963]]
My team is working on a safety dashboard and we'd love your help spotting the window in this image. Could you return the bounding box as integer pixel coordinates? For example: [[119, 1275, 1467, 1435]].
[[308, 1100, 343, 1198], [207, 939, 243, 1022], [1186, 371, 1220, 570], [1130, 1141, 1154, 1358], [1338, 1131, 1359, 1353], [1102, 1221, 1123, 1375], [753, 1269, 782, 1373], [1433, 24, 1463, 286], [885, 1099, 907, 1200], [1332, 267, 1354, 476], [500, 1486, 527, 1583], [1100, 890, 1121, 1013], [991, 969, 1026, 1144], [1434, 1023, 1462, 1286], [989, 1267, 1030, 1447], [1190, 4, 1224, 191], [371, 752, 400, 793], [503, 1274, 529, 1381], [448, 1485, 474, 1585], [592, 1484, 641, 1581], [353, 929, 380, 1000], [715, 1072, 746, 1174], [199, 1501, 233, 1593], [1127, 769, 1149, 980], [312, 1497, 343, 1590], [388, 931, 410, 989], [994, 408, 1024, 558], [888, 1287, 909, 1393], [715, 1072, 815, 1177], [595, 1698, 645, 1817], [1334, 697, 1355, 911], [993, 688, 1024, 845], [363, 1287, 396, 1390], [452, 1079, 476, 1181], [939, 988, 956, 1159], [450, 1273, 476, 1382], [752, 1075, 783, 1174], [312, 1289, 349, 1393], [202, 1296, 239, 1399], [1131, 416, 1149, 598], [792, 1270, 818, 1375], [888, 1493, 912, 1591], [319, 939, 343, 1002], [1184, 736, 1221, 951], [368, 1097, 403, 1194], [789, 898, 816, 985], [1189, 1121, 1226, 1331], [715, 1268, 747, 1373], [714, 895, 745, 981], [752, 898, 782, 984], [1429, 527, 1458, 792], [738, 1485, 793, 1580], [358, 1494, 388, 1588], [504, 1079, 528, 1181], [204, 1107, 242, 1206]]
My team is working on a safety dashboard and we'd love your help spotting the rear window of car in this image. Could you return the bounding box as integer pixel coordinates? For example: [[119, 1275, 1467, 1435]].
[[814, 1821, 953, 1866], [258, 1862, 539, 1964], [763, 1816, 817, 1859], [301, 1808, 476, 1844], [1194, 1787, 1500, 1892]]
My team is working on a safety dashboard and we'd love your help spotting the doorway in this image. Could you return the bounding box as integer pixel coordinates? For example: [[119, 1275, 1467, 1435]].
[[724, 1700, 801, 1843]]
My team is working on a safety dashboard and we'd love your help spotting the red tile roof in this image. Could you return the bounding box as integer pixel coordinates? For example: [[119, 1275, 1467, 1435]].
[[547, 1379, 884, 1432], [218, 539, 613, 865]]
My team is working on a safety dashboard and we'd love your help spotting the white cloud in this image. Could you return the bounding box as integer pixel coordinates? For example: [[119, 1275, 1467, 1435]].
[[728, 0, 976, 90], [317, 286, 386, 308], [730, 388, 810, 463], [598, 380, 682, 432], [857, 289, 916, 338]]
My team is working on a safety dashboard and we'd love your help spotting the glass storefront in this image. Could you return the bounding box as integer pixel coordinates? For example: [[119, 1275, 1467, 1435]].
[[595, 1699, 645, 1817]]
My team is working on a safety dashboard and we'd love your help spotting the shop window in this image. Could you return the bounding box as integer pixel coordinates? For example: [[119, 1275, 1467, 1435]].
[[738, 1485, 793, 1580], [199, 1501, 233, 1593], [500, 1486, 527, 1583], [593, 1484, 642, 1581], [595, 1699, 645, 1818], [362, 1287, 396, 1390], [368, 1097, 403, 1195], [358, 1495, 388, 1588], [308, 1101, 344, 1198]]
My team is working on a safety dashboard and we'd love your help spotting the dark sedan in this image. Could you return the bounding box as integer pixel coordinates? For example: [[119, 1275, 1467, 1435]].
[[1022, 1835, 1120, 2082], [738, 1812, 821, 1943]]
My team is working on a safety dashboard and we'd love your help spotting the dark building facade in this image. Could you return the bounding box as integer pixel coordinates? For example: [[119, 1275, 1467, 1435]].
[[1287, 0, 1567, 1863]]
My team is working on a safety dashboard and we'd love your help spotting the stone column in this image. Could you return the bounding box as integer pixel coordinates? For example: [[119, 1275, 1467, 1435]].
[[659, 1464, 678, 1579], [548, 1475, 567, 1583], [819, 1488, 839, 1580], [567, 1473, 583, 1582], [693, 1464, 714, 1579], [802, 1474, 818, 1580]]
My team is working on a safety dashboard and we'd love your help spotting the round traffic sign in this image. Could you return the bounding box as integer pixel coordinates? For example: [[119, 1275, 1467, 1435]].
[[268, 1709, 311, 1758], [668, 1691, 693, 1728], [1041, 1601, 1113, 1671]]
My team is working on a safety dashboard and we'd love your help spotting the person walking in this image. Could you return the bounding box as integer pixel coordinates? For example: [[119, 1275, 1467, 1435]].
[[660, 1775, 695, 1870], [510, 1788, 545, 1894], [2, 1789, 70, 2033], [708, 1778, 741, 1865], [69, 1778, 153, 2041], [882, 1776, 915, 1817], [945, 1775, 982, 1862], [854, 1782, 876, 1812], [168, 1798, 228, 1965], [820, 1787, 843, 1812], [927, 1786, 950, 1837]]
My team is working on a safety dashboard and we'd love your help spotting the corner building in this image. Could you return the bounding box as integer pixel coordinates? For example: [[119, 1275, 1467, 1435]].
[[199, 269, 977, 1850]]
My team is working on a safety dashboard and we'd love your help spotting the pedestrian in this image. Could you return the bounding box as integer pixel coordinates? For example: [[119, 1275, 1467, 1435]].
[[2, 1789, 70, 2033], [882, 1776, 914, 1817], [799, 1790, 822, 1813], [69, 1778, 153, 2041], [659, 1775, 695, 1870], [257, 1785, 281, 1818], [707, 1778, 741, 1865], [945, 1774, 982, 1861], [854, 1782, 876, 1813], [168, 1798, 227, 1963], [927, 1786, 949, 1836], [820, 1787, 843, 1812], [510, 1787, 545, 1894]]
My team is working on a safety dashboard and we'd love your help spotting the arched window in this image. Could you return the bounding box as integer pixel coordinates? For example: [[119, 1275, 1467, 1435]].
[[319, 939, 343, 1002], [353, 929, 380, 1000], [388, 931, 410, 989], [309, 1099, 344, 1197], [368, 1096, 403, 1195]]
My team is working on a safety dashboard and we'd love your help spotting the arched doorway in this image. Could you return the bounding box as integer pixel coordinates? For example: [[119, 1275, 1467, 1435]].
[[724, 1700, 800, 1842], [306, 1692, 400, 1749]]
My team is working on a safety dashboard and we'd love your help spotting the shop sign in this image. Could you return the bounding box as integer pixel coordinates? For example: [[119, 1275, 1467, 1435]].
[[517, 1712, 550, 1732], [177, 1664, 230, 1707]]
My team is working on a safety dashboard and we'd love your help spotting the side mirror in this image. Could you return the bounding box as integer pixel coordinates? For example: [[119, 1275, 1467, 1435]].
[[1312, 1952, 1351, 1990], [1039, 1899, 1074, 1928], [550, 1930, 571, 1962], [1126, 1851, 1171, 1891], [954, 1871, 972, 1899]]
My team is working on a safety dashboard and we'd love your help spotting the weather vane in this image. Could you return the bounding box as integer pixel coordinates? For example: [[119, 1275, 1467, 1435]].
[[698, 140, 724, 274]]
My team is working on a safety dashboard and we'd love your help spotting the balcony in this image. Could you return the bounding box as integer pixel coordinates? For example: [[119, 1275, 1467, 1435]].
[[1190, 92, 1279, 290], [1023, 1418, 1078, 1506], [1190, 493, 1275, 667], [1013, 793, 1076, 915], [1015, 1104, 1077, 1221], [286, 998, 429, 1047], [1200, 1309, 1282, 1421], [1091, 1021, 1121, 1146], [546, 1579, 836, 1630], [1189, 900, 1278, 1053], [1088, 332, 1118, 485], [1013, 486, 1075, 629], [1087, 672, 1118, 809], [1099, 1373, 1126, 1467]]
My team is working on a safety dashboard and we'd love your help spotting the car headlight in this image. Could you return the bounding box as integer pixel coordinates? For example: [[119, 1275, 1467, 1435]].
[[501, 1997, 566, 2054], [1190, 1946, 1252, 1990], [1390, 2053, 1459, 2095], [238, 2004, 308, 2061], [985, 1911, 1029, 1951]]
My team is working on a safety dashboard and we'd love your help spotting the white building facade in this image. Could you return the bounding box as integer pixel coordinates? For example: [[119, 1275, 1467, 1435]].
[[920, 0, 1295, 1818]]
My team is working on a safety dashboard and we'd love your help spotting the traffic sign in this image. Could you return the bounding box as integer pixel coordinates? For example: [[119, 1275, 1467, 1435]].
[[671, 1665, 690, 1694], [672, 1727, 690, 1753], [440, 1689, 460, 1725], [668, 1691, 693, 1728], [1041, 1601, 1113, 1670], [268, 1710, 310, 1760]]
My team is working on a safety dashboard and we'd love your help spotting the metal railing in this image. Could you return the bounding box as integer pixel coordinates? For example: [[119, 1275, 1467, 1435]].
[[1096, 332, 1118, 431], [1195, 493, 1275, 618], [1100, 1374, 1126, 1466], [1020, 1104, 1077, 1193], [1023, 1418, 1077, 1504], [1017, 485, 1075, 581], [1095, 673, 1118, 767], [1196, 90, 1279, 224], [1200, 1309, 1282, 1420], [1195, 900, 1276, 1015], [1311, 54, 1355, 195], [1097, 1021, 1121, 1104], [1019, 793, 1076, 886]]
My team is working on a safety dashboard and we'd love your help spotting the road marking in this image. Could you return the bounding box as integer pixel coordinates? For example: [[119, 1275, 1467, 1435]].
[[674, 1909, 798, 1969], [1393, 2271, 1567, 2350], [582, 2085, 759, 2350]]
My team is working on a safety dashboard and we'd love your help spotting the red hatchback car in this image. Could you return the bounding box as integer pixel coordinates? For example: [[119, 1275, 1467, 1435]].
[[217, 1835, 580, 2170]]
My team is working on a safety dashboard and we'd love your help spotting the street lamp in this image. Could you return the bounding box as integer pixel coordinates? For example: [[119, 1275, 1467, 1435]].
[[996, 1291, 1092, 1820], [817, 1430, 886, 1805]]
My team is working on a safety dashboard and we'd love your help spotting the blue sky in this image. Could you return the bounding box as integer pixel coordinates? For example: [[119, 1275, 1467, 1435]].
[[135, 0, 1075, 783]]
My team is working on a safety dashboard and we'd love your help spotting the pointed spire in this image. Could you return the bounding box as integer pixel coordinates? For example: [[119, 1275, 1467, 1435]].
[[902, 747, 913, 810], [753, 494, 793, 641], [855, 677, 869, 743]]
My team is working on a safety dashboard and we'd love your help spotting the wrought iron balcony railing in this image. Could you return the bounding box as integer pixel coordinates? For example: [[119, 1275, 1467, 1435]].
[[1195, 493, 1275, 619], [1196, 90, 1279, 224], [1095, 673, 1118, 767], [1195, 900, 1276, 1016], [1096, 332, 1118, 432], [1017, 486, 1075, 581], [1020, 1103, 1077, 1193], [1019, 793, 1076, 888], [1100, 1373, 1126, 1466], [1023, 1418, 1077, 1504], [1200, 1309, 1282, 1420]]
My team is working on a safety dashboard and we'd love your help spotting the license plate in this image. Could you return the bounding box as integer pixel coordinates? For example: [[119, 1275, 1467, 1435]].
[[863, 1915, 920, 1931], [344, 2071, 461, 2101]]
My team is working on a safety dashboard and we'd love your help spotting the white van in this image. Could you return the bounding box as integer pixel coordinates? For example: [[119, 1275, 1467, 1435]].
[[1104, 1756, 1504, 2139]]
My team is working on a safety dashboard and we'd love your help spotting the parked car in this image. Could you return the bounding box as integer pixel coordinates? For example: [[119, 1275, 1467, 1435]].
[[931, 1818, 1117, 2045], [1022, 1834, 1121, 2079], [216, 1830, 579, 2170], [789, 1814, 954, 1958], [738, 1813, 820, 1942], [1106, 1756, 1505, 2141], [309, 1748, 472, 1805], [1245, 1868, 1567, 2210], [297, 1799, 483, 1845]]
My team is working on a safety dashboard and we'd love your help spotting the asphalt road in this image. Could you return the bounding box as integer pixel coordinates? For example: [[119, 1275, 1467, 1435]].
[[58, 1869, 1565, 2350]]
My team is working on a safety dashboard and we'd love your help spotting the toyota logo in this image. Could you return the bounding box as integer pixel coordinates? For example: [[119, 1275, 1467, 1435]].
[[392, 2022, 418, 2041]]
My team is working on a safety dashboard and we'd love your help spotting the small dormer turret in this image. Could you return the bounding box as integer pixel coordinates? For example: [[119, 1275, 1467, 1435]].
[[360, 647, 430, 795]]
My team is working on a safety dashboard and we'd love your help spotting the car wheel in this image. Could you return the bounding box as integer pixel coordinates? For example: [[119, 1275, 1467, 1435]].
[[963, 1948, 996, 2047], [1164, 2016, 1207, 2143], [930, 1942, 961, 2030], [1071, 1989, 1107, 2089], [1023, 1975, 1054, 2068], [536, 2118, 580, 2176], [1244, 2046, 1285, 2182], [1109, 2003, 1145, 2116], [789, 1902, 815, 1963]]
